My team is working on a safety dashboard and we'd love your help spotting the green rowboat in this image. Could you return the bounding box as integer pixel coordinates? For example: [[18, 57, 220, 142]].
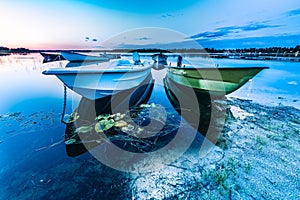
[[167, 66, 268, 95]]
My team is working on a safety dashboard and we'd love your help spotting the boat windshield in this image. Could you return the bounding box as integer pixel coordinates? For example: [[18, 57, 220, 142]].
[[116, 59, 131, 66]]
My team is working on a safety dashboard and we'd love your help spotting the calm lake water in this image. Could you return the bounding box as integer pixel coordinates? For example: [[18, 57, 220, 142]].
[[0, 53, 299, 199]]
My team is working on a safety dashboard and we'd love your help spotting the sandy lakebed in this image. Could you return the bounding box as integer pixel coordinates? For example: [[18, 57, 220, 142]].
[[123, 97, 300, 200], [202, 97, 299, 199]]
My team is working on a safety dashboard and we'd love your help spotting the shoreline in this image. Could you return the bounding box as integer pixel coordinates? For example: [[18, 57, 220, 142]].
[[198, 97, 300, 199], [128, 97, 300, 199], [1, 50, 300, 62], [0, 97, 299, 199]]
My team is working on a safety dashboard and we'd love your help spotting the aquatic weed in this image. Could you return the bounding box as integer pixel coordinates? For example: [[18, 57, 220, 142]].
[[75, 125, 93, 133], [94, 118, 115, 132], [65, 138, 76, 145], [245, 163, 252, 173], [278, 142, 292, 149], [256, 135, 267, 145], [67, 103, 181, 152], [63, 112, 79, 123]]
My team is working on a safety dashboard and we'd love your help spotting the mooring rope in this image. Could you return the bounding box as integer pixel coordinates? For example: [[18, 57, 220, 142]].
[[61, 85, 68, 124]]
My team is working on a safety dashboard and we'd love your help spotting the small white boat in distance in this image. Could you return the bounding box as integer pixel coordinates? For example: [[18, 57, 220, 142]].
[[42, 59, 152, 100], [40, 52, 66, 63], [61, 51, 111, 62]]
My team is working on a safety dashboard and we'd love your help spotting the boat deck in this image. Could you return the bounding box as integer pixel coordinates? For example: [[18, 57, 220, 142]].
[[43, 60, 152, 75]]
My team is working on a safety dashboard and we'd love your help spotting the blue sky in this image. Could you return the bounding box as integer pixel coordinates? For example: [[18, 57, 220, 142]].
[[0, 0, 300, 49]]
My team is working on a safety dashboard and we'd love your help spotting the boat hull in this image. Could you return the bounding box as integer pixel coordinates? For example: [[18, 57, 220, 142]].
[[61, 51, 110, 62], [43, 62, 152, 100], [167, 66, 268, 95], [40, 52, 65, 63]]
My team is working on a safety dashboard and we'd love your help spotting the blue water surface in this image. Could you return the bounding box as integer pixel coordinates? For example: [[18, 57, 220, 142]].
[[0, 53, 299, 199]]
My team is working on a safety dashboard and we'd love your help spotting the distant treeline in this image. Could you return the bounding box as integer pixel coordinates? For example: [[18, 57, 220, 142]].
[[0, 46, 30, 53], [1, 45, 299, 55], [206, 45, 300, 54], [128, 48, 171, 53], [107, 46, 300, 54]]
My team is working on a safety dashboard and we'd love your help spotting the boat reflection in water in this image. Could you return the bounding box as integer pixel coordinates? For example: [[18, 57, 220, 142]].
[[164, 76, 227, 144], [64, 71, 227, 172], [64, 73, 203, 159], [65, 73, 156, 156]]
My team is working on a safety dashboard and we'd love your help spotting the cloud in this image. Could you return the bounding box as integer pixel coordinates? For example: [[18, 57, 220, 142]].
[[189, 22, 282, 39], [287, 8, 300, 16], [240, 23, 282, 31], [161, 13, 183, 18], [103, 34, 300, 49], [188, 26, 239, 39], [92, 45, 104, 48], [194, 34, 300, 48], [136, 37, 151, 41], [189, 30, 230, 39], [161, 14, 173, 18]]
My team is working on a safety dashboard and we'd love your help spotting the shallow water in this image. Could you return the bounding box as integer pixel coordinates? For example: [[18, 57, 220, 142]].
[[0, 53, 299, 199], [213, 58, 300, 109]]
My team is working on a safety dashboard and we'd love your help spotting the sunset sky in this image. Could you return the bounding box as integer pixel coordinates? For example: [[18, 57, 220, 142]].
[[1, 0, 300, 49]]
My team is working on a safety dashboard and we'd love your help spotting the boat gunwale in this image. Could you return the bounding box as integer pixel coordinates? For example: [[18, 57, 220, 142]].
[[61, 51, 119, 59], [42, 65, 152, 75], [60, 51, 112, 62], [40, 52, 62, 56], [168, 66, 269, 70], [61, 51, 107, 57]]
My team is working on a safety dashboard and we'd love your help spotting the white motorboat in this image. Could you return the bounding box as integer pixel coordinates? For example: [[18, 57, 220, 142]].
[[40, 52, 66, 63], [61, 51, 111, 62], [42, 59, 152, 100]]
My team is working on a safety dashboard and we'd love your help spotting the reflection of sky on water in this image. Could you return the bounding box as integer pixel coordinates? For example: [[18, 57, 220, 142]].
[[212, 59, 300, 108], [0, 54, 79, 113], [0, 53, 299, 198]]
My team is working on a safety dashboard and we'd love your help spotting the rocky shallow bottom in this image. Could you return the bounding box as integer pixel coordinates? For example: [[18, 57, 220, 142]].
[[128, 97, 300, 199], [1, 98, 299, 199]]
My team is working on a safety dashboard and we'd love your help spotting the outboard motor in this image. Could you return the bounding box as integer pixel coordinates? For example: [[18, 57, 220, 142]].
[[133, 51, 141, 65], [177, 55, 182, 67]]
